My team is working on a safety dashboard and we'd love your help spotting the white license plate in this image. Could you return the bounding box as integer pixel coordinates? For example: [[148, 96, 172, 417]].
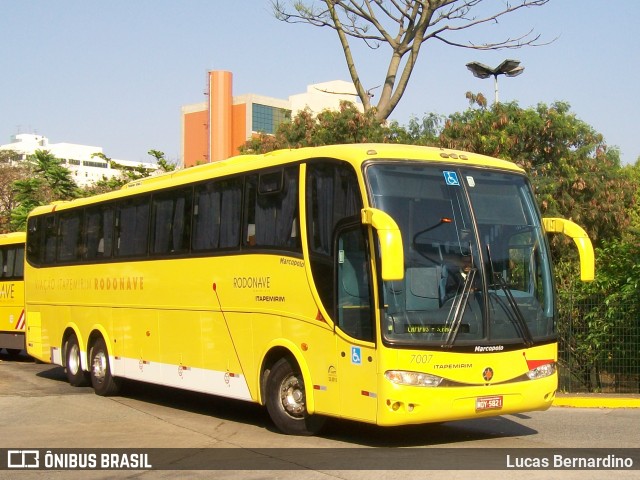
[[475, 395, 503, 411]]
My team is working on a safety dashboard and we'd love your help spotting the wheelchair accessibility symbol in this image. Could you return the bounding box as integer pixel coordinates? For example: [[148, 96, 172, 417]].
[[351, 346, 362, 365], [443, 171, 460, 186]]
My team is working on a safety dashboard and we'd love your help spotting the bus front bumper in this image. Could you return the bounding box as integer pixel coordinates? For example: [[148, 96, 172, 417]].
[[376, 373, 557, 426]]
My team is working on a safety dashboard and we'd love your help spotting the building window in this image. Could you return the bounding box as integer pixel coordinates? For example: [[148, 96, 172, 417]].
[[83, 160, 108, 168], [252, 104, 291, 135]]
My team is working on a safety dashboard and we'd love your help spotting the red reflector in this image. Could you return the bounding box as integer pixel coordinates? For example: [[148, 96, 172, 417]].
[[526, 359, 554, 370]]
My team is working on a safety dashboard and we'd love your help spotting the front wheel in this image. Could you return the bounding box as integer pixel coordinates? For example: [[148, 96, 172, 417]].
[[89, 338, 121, 396], [265, 357, 325, 436]]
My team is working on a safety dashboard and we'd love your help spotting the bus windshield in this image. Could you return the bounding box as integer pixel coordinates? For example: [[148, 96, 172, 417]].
[[366, 163, 554, 348]]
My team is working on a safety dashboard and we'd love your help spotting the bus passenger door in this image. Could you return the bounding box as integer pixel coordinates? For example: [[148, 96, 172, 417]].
[[334, 224, 378, 423]]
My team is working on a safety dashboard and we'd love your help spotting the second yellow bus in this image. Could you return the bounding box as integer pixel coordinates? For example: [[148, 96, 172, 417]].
[[0, 232, 26, 355]]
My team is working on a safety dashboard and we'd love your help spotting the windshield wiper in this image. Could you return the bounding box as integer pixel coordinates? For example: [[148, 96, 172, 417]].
[[442, 267, 476, 348], [486, 245, 534, 347]]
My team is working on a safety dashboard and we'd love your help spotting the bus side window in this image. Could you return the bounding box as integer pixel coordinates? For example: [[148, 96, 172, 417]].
[[26, 217, 43, 265], [0, 246, 20, 278], [306, 160, 362, 318], [336, 225, 373, 342], [192, 178, 242, 251], [84, 205, 115, 260], [44, 214, 57, 264], [57, 211, 83, 262], [151, 187, 193, 255], [14, 246, 24, 279], [244, 166, 300, 251], [116, 196, 150, 257]]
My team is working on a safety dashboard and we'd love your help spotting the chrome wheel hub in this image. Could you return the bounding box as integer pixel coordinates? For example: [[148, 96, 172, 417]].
[[68, 344, 81, 375], [280, 375, 305, 418], [92, 351, 107, 382]]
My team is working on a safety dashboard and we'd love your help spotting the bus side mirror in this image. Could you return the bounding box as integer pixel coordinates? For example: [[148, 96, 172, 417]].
[[361, 208, 404, 281], [543, 217, 595, 282]]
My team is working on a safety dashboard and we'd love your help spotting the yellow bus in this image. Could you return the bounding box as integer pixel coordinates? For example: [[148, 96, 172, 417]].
[[1, 232, 26, 355], [25, 144, 594, 435]]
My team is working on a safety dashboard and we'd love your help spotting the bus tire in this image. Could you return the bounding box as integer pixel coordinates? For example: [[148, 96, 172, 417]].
[[65, 333, 89, 387], [265, 357, 325, 436], [89, 337, 120, 396]]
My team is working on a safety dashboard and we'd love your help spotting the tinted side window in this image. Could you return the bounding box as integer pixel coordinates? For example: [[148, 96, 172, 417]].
[[244, 166, 300, 251], [306, 161, 362, 314], [13, 246, 24, 278], [116, 196, 149, 257], [57, 211, 83, 262], [337, 225, 373, 341], [84, 205, 115, 260], [44, 215, 57, 264], [27, 217, 43, 265], [192, 178, 242, 251], [151, 187, 193, 255], [0, 246, 23, 279], [306, 162, 361, 256], [0, 248, 5, 278]]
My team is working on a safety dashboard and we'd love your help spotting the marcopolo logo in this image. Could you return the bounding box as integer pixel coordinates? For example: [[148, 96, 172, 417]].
[[474, 345, 504, 353]]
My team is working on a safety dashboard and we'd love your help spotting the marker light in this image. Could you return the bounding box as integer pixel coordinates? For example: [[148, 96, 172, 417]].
[[385, 370, 443, 387], [526, 362, 556, 380]]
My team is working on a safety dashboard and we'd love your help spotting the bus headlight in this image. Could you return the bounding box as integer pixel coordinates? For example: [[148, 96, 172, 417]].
[[385, 370, 443, 387], [526, 362, 556, 380]]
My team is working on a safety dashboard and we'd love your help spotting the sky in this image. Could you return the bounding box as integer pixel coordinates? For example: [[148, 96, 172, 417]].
[[1, 1, 639, 166]]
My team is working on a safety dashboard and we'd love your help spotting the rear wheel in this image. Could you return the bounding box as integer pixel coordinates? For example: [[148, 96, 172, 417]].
[[265, 357, 325, 436], [65, 333, 89, 387], [89, 338, 120, 396]]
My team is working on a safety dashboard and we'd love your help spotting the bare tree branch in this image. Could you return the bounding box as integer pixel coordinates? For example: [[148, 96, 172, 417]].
[[272, 0, 553, 120]]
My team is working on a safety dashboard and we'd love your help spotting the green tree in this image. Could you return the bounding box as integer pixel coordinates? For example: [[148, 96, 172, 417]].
[[273, 0, 549, 120], [84, 152, 159, 195], [10, 150, 80, 230], [622, 161, 640, 241], [436, 99, 638, 392], [148, 149, 176, 172], [392, 112, 443, 146], [0, 150, 27, 233], [438, 100, 636, 247], [555, 239, 640, 392], [240, 101, 400, 153]]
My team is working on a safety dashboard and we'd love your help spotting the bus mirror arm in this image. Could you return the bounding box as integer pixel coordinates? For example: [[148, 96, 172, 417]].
[[542, 217, 595, 282], [361, 208, 404, 281]]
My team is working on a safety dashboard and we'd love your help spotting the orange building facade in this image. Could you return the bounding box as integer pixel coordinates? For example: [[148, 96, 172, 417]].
[[181, 71, 363, 168], [181, 70, 290, 167]]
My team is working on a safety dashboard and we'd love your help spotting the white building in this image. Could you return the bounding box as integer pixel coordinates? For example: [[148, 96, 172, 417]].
[[0, 133, 157, 187], [289, 79, 363, 117]]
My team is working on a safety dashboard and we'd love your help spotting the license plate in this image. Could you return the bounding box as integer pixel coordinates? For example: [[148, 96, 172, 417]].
[[475, 395, 503, 411]]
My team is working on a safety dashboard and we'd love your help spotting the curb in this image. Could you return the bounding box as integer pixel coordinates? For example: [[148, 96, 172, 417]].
[[553, 395, 640, 409]]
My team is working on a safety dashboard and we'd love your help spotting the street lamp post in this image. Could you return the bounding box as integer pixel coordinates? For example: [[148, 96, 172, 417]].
[[465, 59, 524, 104]]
